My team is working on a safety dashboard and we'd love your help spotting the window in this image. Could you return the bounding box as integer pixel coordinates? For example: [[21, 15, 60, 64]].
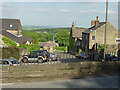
[[92, 36, 95, 40]]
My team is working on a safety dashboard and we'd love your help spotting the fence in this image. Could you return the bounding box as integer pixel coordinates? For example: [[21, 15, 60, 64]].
[[1, 47, 120, 66]]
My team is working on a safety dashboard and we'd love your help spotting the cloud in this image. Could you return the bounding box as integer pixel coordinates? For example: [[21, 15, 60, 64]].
[[88, 3, 97, 8], [1, 2, 14, 11], [2, 2, 13, 7], [108, 10, 117, 14], [80, 9, 117, 14], [58, 9, 71, 12], [36, 8, 54, 12]]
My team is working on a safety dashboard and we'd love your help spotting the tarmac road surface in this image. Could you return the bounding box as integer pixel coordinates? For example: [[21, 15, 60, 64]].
[[2, 75, 119, 88]]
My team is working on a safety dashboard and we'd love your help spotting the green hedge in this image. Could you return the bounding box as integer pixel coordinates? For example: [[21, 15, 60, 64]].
[[54, 46, 67, 52], [18, 44, 40, 52], [2, 36, 17, 47], [2, 47, 20, 59]]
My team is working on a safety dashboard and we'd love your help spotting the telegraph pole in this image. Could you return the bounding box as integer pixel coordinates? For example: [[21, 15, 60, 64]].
[[104, 0, 108, 61]]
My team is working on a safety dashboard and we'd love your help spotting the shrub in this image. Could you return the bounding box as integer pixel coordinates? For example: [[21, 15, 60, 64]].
[[2, 47, 19, 59], [2, 36, 17, 47]]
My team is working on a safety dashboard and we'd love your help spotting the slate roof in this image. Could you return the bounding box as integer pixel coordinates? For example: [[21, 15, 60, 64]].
[[1, 18, 33, 44], [39, 41, 58, 47], [72, 27, 88, 38], [0, 19, 21, 30], [84, 22, 106, 33], [2, 30, 33, 44]]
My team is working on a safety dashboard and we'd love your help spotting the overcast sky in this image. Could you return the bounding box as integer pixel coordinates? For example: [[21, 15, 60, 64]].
[[1, 2, 119, 28]]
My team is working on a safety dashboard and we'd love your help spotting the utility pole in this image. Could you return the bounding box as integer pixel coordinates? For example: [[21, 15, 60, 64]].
[[104, 0, 108, 61]]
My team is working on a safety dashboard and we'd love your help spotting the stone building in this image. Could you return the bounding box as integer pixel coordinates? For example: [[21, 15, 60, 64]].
[[70, 22, 87, 52], [82, 16, 119, 52], [0, 19, 33, 46]]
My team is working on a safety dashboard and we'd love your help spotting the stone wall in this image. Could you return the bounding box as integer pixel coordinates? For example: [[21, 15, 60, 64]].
[[19, 48, 29, 60], [2, 61, 120, 79]]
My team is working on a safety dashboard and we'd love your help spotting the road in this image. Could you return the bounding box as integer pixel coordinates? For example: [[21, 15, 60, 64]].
[[2, 75, 119, 88], [21, 52, 86, 65]]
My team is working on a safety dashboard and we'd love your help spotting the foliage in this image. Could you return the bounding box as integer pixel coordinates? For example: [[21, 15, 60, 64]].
[[68, 32, 75, 53], [23, 27, 70, 33], [34, 34, 38, 44], [22, 31, 54, 42], [18, 44, 40, 52], [27, 44, 40, 52], [2, 47, 19, 59], [98, 44, 104, 53], [98, 44, 108, 53], [54, 46, 67, 52], [22, 28, 70, 43], [18, 44, 28, 49], [2, 36, 17, 47], [55, 30, 70, 46]]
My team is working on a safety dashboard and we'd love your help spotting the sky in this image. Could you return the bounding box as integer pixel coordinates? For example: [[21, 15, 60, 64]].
[[1, 1, 119, 29]]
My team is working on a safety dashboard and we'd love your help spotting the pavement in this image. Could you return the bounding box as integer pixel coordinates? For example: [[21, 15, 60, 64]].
[[1, 75, 119, 88]]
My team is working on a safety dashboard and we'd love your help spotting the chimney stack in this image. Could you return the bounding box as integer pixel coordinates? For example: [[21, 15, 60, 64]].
[[95, 16, 99, 27], [72, 22, 74, 28], [91, 20, 95, 27]]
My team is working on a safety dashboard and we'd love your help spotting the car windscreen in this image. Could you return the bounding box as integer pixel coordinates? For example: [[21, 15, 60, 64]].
[[11, 60, 20, 64]]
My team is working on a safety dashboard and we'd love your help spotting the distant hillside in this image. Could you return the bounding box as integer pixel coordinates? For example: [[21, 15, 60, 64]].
[[23, 25, 71, 29], [22, 27, 71, 42], [23, 27, 71, 33]]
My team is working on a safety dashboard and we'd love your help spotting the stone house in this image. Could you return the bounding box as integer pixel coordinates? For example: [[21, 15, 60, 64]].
[[70, 22, 87, 52], [0, 19, 33, 46], [82, 16, 119, 52], [39, 41, 59, 50]]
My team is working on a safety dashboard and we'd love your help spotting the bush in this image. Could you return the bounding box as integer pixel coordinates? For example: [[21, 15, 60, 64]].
[[54, 46, 67, 52], [2, 36, 17, 47], [2, 47, 19, 59], [18, 44, 40, 52]]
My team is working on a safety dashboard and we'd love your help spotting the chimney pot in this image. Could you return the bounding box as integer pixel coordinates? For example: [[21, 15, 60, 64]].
[[72, 22, 74, 28], [95, 16, 99, 27], [91, 20, 95, 27], [96, 16, 98, 20]]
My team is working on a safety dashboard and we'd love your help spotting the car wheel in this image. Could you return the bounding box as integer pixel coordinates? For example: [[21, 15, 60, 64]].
[[23, 58, 28, 63], [37, 58, 43, 63]]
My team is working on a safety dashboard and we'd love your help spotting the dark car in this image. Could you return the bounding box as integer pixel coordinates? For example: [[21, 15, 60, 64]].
[[98, 54, 116, 61], [22, 50, 50, 63]]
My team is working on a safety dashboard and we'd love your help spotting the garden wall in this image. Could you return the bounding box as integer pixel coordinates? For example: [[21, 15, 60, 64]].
[[2, 61, 120, 79]]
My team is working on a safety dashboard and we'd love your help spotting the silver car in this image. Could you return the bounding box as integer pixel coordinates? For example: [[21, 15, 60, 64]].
[[0, 59, 21, 66]]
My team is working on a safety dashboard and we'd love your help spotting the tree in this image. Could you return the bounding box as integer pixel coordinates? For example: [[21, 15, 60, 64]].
[[68, 31, 75, 53], [2, 36, 17, 47], [55, 30, 69, 46], [34, 34, 38, 44]]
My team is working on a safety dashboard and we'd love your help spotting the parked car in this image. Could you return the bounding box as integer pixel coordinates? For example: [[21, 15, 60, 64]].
[[79, 52, 88, 59], [22, 50, 50, 63], [112, 58, 120, 61], [49, 52, 59, 61], [0, 59, 21, 66], [98, 54, 116, 61]]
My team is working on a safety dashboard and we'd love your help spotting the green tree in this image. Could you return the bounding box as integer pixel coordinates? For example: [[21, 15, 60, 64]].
[[34, 34, 38, 44], [55, 30, 70, 46], [2, 36, 17, 47], [68, 32, 75, 53]]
